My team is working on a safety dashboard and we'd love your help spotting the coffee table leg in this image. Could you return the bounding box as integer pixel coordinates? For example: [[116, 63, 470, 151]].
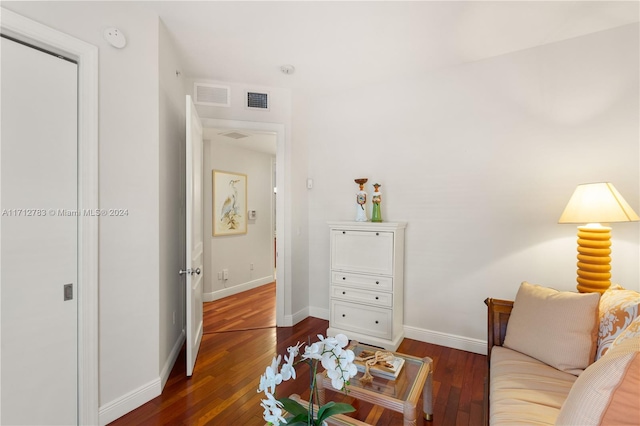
[[403, 400, 418, 426], [315, 373, 326, 406], [423, 358, 434, 421]]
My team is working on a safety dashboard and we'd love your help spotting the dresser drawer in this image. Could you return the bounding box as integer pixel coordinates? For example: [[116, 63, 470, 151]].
[[331, 230, 394, 275], [331, 285, 392, 308], [331, 271, 392, 292], [330, 300, 392, 339]]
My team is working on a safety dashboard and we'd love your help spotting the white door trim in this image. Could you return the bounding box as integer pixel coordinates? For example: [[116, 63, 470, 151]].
[[201, 118, 291, 327], [0, 8, 99, 424]]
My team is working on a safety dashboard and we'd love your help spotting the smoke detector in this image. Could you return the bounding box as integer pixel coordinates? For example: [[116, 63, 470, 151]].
[[104, 27, 126, 49], [280, 64, 295, 75]]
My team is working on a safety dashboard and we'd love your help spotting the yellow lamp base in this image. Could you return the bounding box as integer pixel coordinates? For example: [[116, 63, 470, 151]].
[[575, 225, 611, 294]]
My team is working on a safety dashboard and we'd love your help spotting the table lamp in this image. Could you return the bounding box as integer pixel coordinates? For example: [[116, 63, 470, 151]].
[[558, 182, 639, 293]]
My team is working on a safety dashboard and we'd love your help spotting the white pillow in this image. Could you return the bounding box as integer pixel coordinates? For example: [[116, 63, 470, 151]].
[[503, 282, 600, 375]]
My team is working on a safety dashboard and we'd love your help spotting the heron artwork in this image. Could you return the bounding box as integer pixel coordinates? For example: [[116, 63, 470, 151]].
[[220, 179, 241, 230]]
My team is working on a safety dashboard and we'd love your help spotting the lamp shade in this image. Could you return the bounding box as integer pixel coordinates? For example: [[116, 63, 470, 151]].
[[558, 182, 639, 224]]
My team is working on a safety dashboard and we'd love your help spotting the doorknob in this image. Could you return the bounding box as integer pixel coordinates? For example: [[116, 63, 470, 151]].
[[179, 268, 201, 276]]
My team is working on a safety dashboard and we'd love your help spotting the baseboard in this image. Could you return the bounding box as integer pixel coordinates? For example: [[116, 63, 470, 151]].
[[280, 314, 294, 327], [203, 275, 273, 302], [403, 325, 487, 355], [291, 306, 310, 325], [161, 330, 185, 390], [308, 306, 329, 321], [99, 377, 162, 425]]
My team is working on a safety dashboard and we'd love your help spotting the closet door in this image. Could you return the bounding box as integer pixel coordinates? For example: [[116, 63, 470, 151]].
[[1, 36, 78, 425]]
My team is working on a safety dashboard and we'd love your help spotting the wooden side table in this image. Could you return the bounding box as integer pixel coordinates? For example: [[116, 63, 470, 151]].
[[316, 341, 433, 426]]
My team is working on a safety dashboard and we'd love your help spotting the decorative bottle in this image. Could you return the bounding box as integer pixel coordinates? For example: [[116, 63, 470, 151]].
[[354, 178, 368, 222], [371, 183, 382, 222]]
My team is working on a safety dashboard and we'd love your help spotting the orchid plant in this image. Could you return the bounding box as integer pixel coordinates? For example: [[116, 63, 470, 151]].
[[257, 334, 359, 426]]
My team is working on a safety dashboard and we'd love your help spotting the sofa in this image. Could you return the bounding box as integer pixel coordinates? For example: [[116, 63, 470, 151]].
[[485, 281, 639, 426]]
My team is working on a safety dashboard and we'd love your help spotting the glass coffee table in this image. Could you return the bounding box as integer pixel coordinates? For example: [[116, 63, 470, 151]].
[[316, 341, 433, 426]]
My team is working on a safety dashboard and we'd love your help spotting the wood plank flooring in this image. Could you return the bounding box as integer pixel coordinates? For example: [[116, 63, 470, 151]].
[[203, 282, 276, 333], [109, 284, 486, 425]]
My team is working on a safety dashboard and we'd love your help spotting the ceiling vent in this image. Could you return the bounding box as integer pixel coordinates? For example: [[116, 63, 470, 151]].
[[220, 131, 250, 140], [246, 91, 269, 111], [194, 83, 230, 107]]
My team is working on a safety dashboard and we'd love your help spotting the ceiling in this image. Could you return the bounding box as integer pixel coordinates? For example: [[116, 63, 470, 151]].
[[203, 127, 277, 155], [152, 1, 639, 93]]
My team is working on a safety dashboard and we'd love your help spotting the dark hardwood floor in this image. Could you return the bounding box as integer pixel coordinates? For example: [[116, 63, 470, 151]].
[[203, 282, 276, 333], [109, 284, 486, 425]]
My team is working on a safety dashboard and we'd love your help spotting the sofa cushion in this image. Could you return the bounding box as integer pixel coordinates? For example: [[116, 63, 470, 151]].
[[503, 282, 600, 375], [555, 335, 639, 425], [596, 284, 639, 360], [490, 346, 577, 426], [611, 315, 640, 348]]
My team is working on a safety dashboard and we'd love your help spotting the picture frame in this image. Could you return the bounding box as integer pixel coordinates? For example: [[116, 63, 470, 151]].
[[212, 170, 247, 236]]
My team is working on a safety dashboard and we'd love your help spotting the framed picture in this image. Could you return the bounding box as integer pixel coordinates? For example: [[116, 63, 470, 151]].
[[213, 170, 247, 236]]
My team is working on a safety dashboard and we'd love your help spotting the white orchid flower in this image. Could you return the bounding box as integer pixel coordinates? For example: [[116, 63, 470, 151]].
[[302, 341, 324, 360], [261, 392, 286, 426], [287, 342, 303, 357], [334, 333, 349, 348], [327, 367, 346, 391], [259, 356, 283, 394], [280, 342, 303, 381], [280, 362, 295, 381], [337, 349, 357, 375], [321, 352, 337, 371]]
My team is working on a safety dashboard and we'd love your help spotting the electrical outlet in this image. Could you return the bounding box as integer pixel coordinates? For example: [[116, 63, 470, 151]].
[[223, 269, 229, 280], [217, 271, 222, 280]]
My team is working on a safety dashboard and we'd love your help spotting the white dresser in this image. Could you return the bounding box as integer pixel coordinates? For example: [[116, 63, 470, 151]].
[[327, 221, 406, 351]]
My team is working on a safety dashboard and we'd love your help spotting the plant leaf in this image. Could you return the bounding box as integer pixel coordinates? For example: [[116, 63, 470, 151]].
[[284, 413, 311, 425], [278, 398, 308, 417], [317, 402, 356, 422]]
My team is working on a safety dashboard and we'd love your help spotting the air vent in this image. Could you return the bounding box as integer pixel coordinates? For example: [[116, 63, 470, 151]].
[[194, 83, 230, 107], [220, 131, 250, 140], [246, 91, 269, 111]]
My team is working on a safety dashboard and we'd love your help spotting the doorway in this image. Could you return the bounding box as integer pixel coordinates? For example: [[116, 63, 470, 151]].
[[201, 124, 279, 330], [200, 118, 286, 327]]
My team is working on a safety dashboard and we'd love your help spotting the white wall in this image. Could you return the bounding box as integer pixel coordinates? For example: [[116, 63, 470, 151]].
[[2, 2, 164, 422], [158, 20, 186, 389], [302, 23, 640, 354], [203, 140, 275, 300]]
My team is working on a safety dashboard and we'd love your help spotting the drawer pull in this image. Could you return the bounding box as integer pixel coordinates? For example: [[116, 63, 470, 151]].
[[376, 232, 379, 236], [375, 320, 379, 324], [342, 231, 346, 234], [343, 277, 346, 280], [375, 296, 379, 300], [342, 291, 346, 295], [376, 281, 379, 284], [342, 314, 346, 317]]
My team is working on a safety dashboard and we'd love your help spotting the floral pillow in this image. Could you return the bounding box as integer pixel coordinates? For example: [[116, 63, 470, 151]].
[[610, 315, 640, 350], [597, 284, 640, 360]]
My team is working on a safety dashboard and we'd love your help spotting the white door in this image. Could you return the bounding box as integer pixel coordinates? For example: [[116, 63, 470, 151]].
[[1, 36, 78, 424], [184, 95, 204, 376]]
